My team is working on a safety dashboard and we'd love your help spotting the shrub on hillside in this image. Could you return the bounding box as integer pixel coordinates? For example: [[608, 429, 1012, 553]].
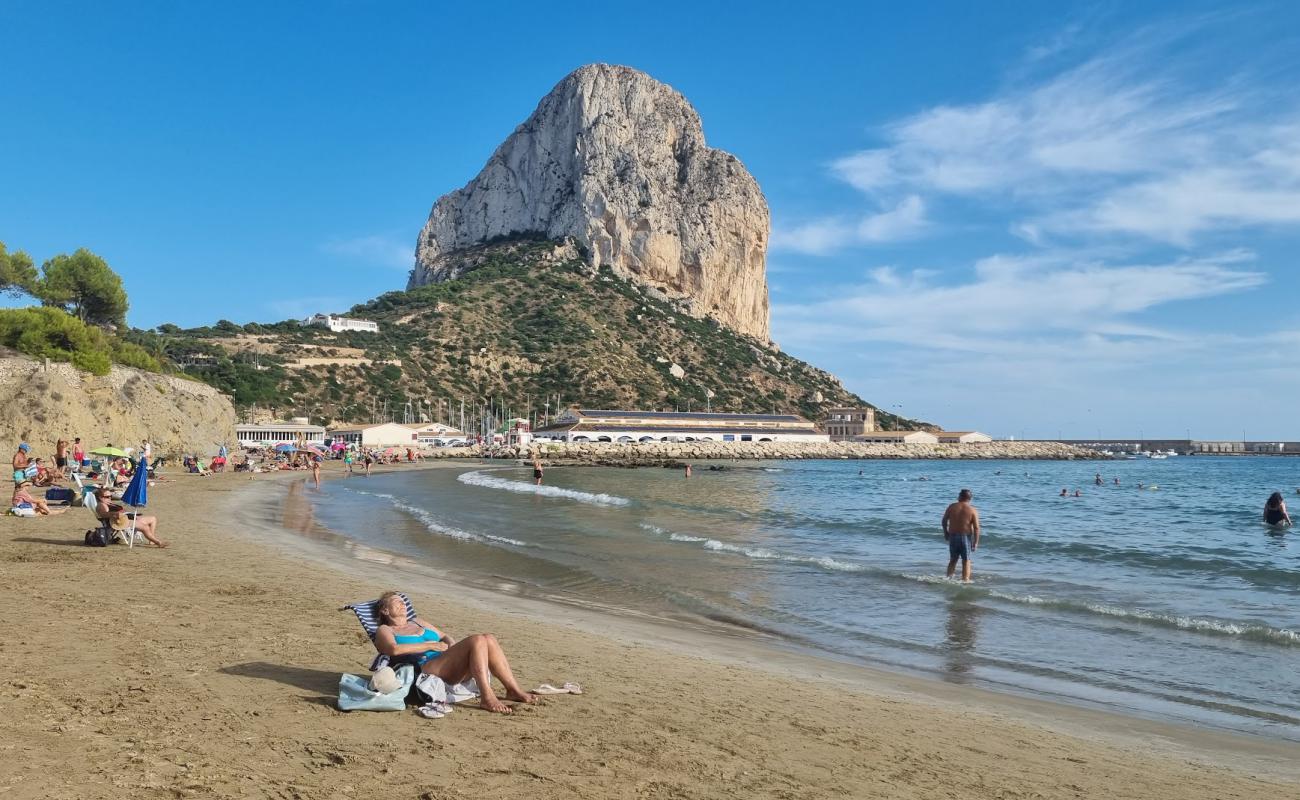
[[0, 306, 114, 374]]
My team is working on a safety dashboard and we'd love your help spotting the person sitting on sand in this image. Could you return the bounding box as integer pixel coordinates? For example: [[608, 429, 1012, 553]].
[[31, 459, 59, 487], [95, 487, 167, 547], [373, 591, 537, 714], [12, 480, 66, 515], [1264, 492, 1292, 528]]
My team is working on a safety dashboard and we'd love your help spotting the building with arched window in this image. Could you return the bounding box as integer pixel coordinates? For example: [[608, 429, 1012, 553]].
[[533, 409, 828, 444]]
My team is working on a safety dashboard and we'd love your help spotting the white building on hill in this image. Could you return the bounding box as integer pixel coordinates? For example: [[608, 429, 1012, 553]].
[[328, 422, 421, 448], [303, 313, 379, 334]]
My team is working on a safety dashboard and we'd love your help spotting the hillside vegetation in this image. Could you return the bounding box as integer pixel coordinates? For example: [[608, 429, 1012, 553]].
[[163, 239, 928, 430]]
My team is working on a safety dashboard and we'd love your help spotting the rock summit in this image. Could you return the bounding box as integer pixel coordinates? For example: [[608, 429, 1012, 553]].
[[409, 64, 771, 341]]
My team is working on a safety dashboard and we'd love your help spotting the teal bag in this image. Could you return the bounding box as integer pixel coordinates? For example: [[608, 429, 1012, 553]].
[[337, 664, 415, 711]]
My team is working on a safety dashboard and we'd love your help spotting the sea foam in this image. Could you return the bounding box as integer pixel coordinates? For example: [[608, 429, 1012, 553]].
[[350, 489, 528, 547], [457, 470, 631, 507]]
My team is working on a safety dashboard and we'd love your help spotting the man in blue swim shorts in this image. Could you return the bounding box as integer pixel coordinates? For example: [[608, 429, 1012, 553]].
[[942, 488, 980, 582]]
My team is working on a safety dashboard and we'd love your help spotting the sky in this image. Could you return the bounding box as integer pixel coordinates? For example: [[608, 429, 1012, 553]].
[[2, 1, 1298, 439]]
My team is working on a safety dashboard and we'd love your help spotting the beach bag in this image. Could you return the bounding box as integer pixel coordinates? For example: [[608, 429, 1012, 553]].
[[337, 663, 416, 711], [45, 487, 73, 503], [84, 528, 110, 547]]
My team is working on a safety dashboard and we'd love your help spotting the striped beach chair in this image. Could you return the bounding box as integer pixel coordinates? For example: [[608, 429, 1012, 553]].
[[341, 592, 419, 671]]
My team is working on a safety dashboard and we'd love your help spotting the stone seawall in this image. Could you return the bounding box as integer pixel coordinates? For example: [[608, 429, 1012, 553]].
[[421, 440, 1103, 463]]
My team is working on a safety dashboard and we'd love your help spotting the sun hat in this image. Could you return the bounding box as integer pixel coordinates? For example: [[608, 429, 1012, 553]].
[[108, 511, 131, 531], [18, 443, 29, 451], [369, 666, 402, 694]]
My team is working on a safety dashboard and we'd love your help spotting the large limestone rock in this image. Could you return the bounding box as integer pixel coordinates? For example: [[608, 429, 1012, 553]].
[[410, 64, 771, 341]]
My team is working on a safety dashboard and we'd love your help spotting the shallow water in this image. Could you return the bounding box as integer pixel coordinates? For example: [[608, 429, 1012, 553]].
[[309, 457, 1300, 740]]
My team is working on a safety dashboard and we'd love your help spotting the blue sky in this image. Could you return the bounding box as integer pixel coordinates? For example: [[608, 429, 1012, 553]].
[[3, 1, 1297, 438]]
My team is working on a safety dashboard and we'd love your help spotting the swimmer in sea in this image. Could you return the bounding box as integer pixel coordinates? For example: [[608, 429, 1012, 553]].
[[1264, 492, 1292, 528], [532, 452, 544, 486], [1060, 488, 1068, 497], [1095, 472, 1103, 486], [1073, 489, 1082, 497]]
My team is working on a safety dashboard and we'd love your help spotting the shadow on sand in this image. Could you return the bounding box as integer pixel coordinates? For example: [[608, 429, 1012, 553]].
[[219, 662, 339, 695], [12, 536, 86, 548]]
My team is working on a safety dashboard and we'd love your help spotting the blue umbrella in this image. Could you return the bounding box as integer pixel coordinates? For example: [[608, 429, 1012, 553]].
[[120, 456, 149, 549], [274, 443, 297, 453]]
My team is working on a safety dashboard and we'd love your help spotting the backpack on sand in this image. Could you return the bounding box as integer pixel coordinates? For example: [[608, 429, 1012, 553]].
[[84, 528, 110, 547]]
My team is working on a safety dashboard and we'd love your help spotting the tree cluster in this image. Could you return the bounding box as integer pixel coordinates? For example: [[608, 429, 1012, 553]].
[[0, 241, 129, 328]]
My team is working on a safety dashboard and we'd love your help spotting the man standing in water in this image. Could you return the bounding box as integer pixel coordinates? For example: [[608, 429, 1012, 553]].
[[942, 488, 980, 582]]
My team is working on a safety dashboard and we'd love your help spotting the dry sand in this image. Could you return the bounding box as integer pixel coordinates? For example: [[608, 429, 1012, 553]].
[[1, 463, 1295, 799]]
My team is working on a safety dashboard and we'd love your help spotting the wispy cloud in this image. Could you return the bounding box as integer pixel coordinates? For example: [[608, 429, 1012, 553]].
[[819, 21, 1300, 247], [771, 196, 928, 255], [321, 233, 412, 270], [774, 250, 1267, 353]]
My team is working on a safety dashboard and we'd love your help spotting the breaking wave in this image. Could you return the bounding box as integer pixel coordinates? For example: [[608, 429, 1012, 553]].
[[457, 470, 631, 507], [350, 489, 528, 547]]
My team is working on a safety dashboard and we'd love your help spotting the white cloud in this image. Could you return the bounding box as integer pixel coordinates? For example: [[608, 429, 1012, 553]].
[[825, 25, 1300, 245], [321, 234, 412, 270], [771, 196, 928, 255], [773, 251, 1267, 352]]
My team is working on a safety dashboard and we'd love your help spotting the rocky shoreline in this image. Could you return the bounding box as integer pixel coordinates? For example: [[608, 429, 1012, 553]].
[[422, 439, 1104, 464]]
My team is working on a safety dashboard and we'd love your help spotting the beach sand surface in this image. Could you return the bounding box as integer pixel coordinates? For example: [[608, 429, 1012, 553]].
[[1, 464, 1295, 799]]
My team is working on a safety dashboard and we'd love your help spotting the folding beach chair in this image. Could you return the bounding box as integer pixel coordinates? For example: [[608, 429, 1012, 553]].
[[341, 592, 419, 671]]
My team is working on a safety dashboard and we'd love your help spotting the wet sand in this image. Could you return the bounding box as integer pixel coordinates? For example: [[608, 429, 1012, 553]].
[[0, 462, 1295, 799]]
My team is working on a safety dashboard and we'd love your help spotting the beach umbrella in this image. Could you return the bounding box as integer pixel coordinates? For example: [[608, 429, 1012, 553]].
[[119, 455, 149, 550], [274, 443, 297, 453], [330, 442, 347, 451], [90, 446, 130, 458]]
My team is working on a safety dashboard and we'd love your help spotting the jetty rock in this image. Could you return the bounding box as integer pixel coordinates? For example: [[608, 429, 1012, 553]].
[[410, 64, 772, 341]]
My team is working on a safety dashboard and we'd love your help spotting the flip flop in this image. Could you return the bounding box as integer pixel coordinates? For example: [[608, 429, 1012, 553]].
[[535, 682, 584, 695]]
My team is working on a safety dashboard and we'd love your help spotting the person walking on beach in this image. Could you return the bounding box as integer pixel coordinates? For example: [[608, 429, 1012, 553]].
[[532, 452, 544, 485], [684, 463, 692, 478], [942, 489, 980, 582], [1264, 492, 1292, 528], [311, 456, 322, 489], [363, 451, 373, 477], [343, 450, 353, 476]]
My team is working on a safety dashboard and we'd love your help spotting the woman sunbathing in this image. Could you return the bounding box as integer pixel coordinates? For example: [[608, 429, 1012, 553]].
[[12, 481, 66, 515], [373, 591, 537, 714]]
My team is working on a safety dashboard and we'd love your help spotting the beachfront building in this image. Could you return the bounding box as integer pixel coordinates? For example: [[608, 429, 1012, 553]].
[[825, 407, 876, 441], [327, 422, 421, 448], [937, 431, 993, 444], [852, 430, 940, 444], [534, 408, 829, 443], [303, 313, 380, 334], [236, 418, 327, 447], [504, 418, 532, 447], [403, 422, 468, 444]]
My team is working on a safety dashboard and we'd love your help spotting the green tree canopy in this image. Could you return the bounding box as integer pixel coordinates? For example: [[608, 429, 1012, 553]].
[[39, 248, 129, 328], [0, 241, 39, 297]]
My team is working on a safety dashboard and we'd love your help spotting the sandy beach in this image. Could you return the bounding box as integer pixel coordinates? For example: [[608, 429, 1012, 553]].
[[1, 462, 1295, 800]]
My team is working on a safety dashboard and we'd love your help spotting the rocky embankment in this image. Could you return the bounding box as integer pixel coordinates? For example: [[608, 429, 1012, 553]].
[[423, 440, 1103, 464], [0, 356, 236, 458]]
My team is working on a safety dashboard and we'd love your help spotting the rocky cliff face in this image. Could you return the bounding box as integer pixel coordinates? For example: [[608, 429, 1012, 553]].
[[0, 357, 237, 458], [410, 64, 772, 341]]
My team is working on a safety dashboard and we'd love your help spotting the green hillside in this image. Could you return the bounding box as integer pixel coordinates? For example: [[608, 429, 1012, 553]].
[[161, 238, 928, 431]]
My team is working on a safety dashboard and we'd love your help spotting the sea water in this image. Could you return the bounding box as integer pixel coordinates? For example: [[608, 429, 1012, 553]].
[[307, 457, 1300, 740]]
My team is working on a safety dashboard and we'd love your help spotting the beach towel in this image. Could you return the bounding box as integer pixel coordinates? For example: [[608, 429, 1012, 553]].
[[337, 663, 416, 712], [412, 674, 479, 719], [342, 593, 418, 671]]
